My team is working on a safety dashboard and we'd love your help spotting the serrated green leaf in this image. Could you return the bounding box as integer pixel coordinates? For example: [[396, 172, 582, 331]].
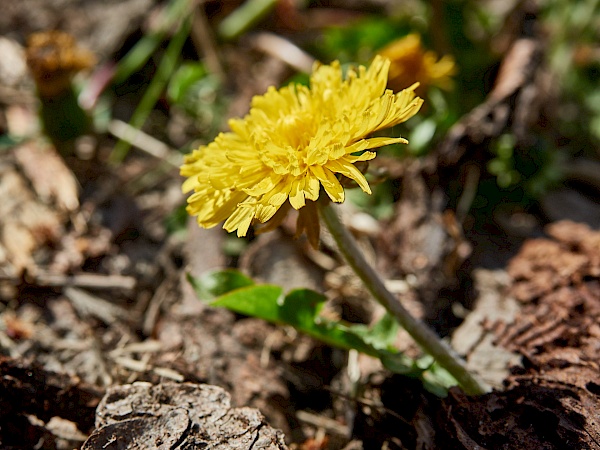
[[378, 349, 419, 375], [302, 320, 381, 356], [419, 358, 457, 398], [278, 290, 381, 355], [380, 352, 457, 396]]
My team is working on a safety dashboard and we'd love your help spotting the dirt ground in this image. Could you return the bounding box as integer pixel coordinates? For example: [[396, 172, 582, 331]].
[[0, 1, 599, 449]]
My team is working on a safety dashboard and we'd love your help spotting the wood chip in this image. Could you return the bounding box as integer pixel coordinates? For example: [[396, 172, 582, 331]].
[[83, 382, 288, 449]]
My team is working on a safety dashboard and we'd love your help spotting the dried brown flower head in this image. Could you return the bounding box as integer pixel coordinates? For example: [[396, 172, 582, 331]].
[[26, 31, 96, 97]]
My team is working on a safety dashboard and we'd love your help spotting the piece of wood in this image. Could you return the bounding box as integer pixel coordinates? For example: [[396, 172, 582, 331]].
[[83, 382, 288, 449]]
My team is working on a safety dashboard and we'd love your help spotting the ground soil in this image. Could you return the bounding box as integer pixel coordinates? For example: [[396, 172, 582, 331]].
[[1, 1, 599, 449]]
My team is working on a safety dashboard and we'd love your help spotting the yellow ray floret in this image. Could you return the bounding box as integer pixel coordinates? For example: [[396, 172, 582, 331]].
[[181, 55, 423, 242]]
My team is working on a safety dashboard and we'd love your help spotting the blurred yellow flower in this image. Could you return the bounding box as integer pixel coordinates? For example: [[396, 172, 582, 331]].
[[378, 34, 456, 93], [181, 55, 423, 246]]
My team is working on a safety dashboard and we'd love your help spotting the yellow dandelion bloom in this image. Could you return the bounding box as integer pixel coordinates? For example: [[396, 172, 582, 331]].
[[181, 55, 423, 246], [378, 34, 456, 93]]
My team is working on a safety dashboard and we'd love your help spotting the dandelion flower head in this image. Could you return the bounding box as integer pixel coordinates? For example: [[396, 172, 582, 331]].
[[181, 55, 423, 245], [378, 33, 456, 93]]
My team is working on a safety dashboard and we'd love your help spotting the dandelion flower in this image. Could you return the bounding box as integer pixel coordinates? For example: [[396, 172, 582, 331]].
[[378, 34, 456, 93], [181, 55, 423, 246]]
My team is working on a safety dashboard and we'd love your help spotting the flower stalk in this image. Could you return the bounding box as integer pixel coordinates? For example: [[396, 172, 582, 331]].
[[318, 199, 489, 396]]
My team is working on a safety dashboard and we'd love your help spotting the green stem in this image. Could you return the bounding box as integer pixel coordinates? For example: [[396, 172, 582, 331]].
[[113, 0, 193, 84], [217, 0, 278, 41], [109, 9, 192, 164], [318, 200, 489, 396]]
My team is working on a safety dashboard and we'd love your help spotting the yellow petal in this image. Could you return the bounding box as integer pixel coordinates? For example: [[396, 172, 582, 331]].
[[311, 165, 344, 202], [327, 159, 371, 194], [305, 176, 320, 201], [289, 177, 306, 210], [224, 204, 255, 237], [364, 137, 408, 149]]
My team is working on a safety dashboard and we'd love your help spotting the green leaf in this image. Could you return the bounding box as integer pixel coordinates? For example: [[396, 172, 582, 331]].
[[348, 313, 399, 350], [418, 357, 457, 398], [210, 286, 380, 355], [378, 349, 419, 375], [302, 319, 380, 356], [187, 269, 255, 301], [211, 284, 284, 321], [280, 289, 326, 327], [379, 353, 457, 396], [197, 282, 457, 396], [167, 62, 207, 104], [276, 290, 379, 354]]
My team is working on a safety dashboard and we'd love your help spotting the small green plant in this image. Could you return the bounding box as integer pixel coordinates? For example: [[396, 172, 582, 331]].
[[181, 57, 488, 395], [188, 270, 457, 396]]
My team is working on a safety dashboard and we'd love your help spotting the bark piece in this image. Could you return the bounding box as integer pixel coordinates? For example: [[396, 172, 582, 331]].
[[356, 221, 600, 449], [441, 383, 599, 450], [0, 356, 102, 447], [502, 220, 600, 375], [490, 220, 600, 448], [83, 382, 288, 449], [450, 269, 521, 388]]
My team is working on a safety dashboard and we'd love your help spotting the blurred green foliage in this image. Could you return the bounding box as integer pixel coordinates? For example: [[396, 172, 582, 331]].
[[318, 17, 408, 64], [542, 0, 600, 151], [167, 62, 227, 138]]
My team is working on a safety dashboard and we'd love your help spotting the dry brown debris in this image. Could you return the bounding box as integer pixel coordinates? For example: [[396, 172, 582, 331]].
[[508, 221, 600, 302], [359, 222, 600, 449], [0, 356, 103, 449], [0, 142, 78, 277], [504, 220, 600, 368], [83, 382, 288, 449], [496, 220, 600, 448]]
